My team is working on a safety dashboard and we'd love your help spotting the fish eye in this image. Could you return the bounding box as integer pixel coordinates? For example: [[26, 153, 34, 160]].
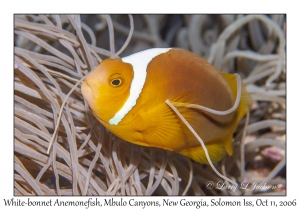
[[109, 74, 123, 87], [111, 78, 121, 86]]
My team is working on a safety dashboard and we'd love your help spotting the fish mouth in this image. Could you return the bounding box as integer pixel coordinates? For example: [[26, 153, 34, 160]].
[[81, 80, 93, 104], [81, 81, 90, 94], [83, 80, 90, 88]]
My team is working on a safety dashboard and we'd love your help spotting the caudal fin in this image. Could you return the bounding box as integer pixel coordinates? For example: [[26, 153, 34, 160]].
[[219, 72, 253, 156], [220, 72, 253, 123]]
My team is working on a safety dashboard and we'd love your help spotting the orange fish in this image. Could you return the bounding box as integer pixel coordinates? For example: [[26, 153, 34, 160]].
[[81, 48, 252, 164]]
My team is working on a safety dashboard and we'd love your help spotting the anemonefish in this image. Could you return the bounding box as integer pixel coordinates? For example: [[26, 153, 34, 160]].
[[81, 48, 253, 164]]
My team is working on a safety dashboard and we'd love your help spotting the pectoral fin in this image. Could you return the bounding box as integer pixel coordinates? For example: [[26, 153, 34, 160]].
[[133, 103, 186, 151]]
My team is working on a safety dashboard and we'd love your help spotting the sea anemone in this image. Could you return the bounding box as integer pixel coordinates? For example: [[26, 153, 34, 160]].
[[14, 14, 286, 195]]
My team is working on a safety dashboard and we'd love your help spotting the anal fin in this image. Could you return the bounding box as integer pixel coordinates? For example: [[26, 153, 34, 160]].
[[222, 135, 233, 156], [179, 143, 226, 164]]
